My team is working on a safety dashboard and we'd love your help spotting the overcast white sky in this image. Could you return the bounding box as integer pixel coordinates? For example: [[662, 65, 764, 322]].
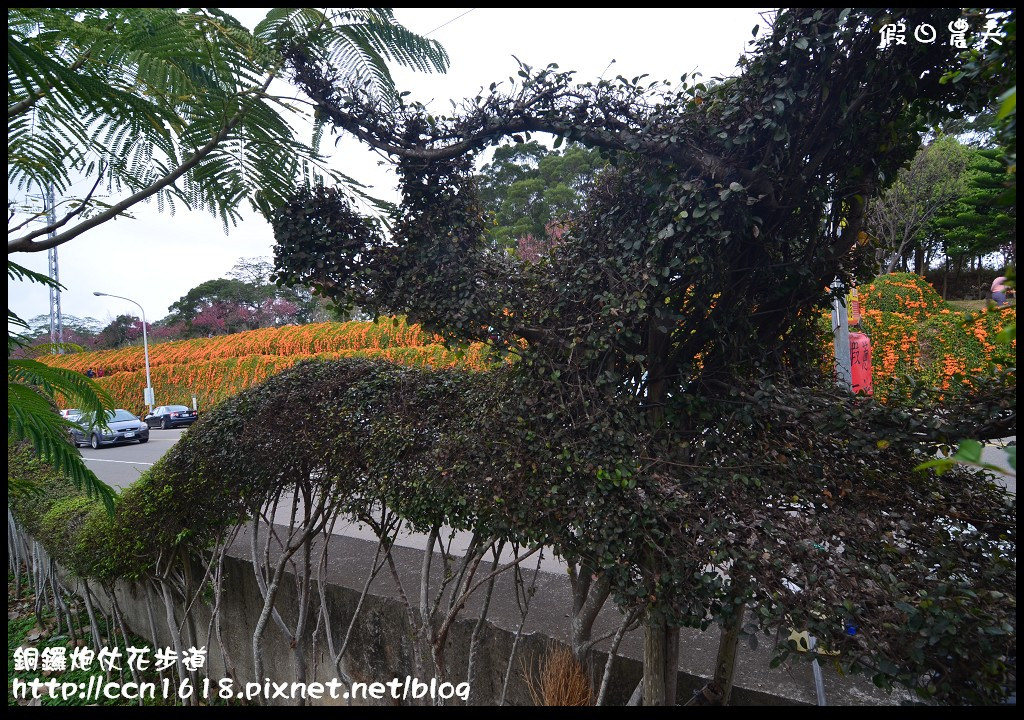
[[9, 7, 769, 329]]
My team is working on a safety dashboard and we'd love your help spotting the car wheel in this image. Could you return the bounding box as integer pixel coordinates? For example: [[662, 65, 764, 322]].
[[161, 418, 168, 430], [137, 437, 148, 444], [90, 434, 100, 450]]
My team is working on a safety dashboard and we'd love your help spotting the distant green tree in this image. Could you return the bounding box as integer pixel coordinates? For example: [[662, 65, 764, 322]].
[[866, 135, 971, 274], [25, 314, 103, 338], [477, 141, 606, 250], [226, 256, 327, 323], [20, 314, 104, 351], [926, 146, 1016, 271], [164, 256, 325, 336], [165, 278, 266, 336], [97, 313, 147, 349]]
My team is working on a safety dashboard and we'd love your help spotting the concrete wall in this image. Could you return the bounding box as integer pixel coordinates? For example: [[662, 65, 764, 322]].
[[57, 525, 911, 706]]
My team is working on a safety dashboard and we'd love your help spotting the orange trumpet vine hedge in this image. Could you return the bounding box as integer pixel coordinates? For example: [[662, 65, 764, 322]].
[[41, 319, 496, 416], [45, 285, 1015, 413], [40, 319, 443, 376], [824, 274, 1016, 401], [859, 272, 947, 321]]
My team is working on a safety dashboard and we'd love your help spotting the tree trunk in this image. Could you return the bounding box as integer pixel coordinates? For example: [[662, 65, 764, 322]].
[[914, 245, 925, 275], [641, 320, 677, 706], [665, 625, 679, 703], [943, 252, 950, 300], [710, 605, 745, 705], [643, 615, 668, 706]]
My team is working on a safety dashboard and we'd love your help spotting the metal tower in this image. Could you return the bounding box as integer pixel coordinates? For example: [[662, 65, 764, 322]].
[[45, 183, 64, 350]]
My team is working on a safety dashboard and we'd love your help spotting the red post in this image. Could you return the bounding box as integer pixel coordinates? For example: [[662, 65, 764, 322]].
[[849, 332, 872, 395]]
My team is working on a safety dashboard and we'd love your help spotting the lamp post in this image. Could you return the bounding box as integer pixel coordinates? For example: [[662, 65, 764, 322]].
[[94, 291, 154, 413]]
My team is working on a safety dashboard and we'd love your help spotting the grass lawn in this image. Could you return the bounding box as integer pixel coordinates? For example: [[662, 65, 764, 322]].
[[947, 299, 995, 311]]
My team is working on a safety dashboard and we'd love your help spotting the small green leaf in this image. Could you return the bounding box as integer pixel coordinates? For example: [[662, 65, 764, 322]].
[[953, 439, 983, 464], [914, 458, 953, 475], [995, 86, 1015, 121]]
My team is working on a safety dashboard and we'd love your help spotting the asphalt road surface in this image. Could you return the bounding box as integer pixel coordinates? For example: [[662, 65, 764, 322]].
[[980, 436, 1016, 494], [79, 427, 187, 490]]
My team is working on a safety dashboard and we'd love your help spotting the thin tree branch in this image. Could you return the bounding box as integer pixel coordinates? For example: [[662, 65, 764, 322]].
[[8, 73, 276, 253]]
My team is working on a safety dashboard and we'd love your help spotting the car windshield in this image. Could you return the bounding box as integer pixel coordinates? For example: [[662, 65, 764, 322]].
[[82, 410, 138, 423], [167, 405, 190, 412]]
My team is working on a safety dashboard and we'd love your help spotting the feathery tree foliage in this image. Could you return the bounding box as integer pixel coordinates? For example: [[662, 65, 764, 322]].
[[7, 7, 448, 253], [8, 262, 116, 509], [274, 8, 1016, 704], [7, 8, 446, 511]]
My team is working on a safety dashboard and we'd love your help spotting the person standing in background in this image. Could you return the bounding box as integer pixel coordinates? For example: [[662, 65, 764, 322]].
[[991, 276, 1012, 306]]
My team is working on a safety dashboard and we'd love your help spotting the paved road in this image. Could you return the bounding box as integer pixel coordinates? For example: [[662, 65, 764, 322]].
[[980, 436, 1016, 494], [80, 427, 187, 489]]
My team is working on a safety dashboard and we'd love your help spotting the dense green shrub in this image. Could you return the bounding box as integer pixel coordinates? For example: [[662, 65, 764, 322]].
[[8, 441, 89, 537], [9, 357, 1017, 705], [37, 497, 100, 570]]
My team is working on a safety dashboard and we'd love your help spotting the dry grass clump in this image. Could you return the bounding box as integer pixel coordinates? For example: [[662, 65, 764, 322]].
[[522, 644, 593, 706]]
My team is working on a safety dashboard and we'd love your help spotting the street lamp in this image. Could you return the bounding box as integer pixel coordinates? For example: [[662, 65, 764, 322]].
[[94, 291, 154, 413]]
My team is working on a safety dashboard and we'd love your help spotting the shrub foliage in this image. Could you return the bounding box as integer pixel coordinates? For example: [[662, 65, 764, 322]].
[[10, 357, 1017, 704]]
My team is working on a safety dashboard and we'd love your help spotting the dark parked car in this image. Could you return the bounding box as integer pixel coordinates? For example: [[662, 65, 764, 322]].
[[71, 409, 150, 449], [144, 405, 199, 429]]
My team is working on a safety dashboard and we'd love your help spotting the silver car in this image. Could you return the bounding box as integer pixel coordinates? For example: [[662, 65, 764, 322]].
[[71, 409, 150, 449]]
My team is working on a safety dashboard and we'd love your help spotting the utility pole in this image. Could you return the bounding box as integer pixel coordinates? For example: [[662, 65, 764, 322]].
[[45, 182, 64, 352], [830, 279, 851, 390]]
